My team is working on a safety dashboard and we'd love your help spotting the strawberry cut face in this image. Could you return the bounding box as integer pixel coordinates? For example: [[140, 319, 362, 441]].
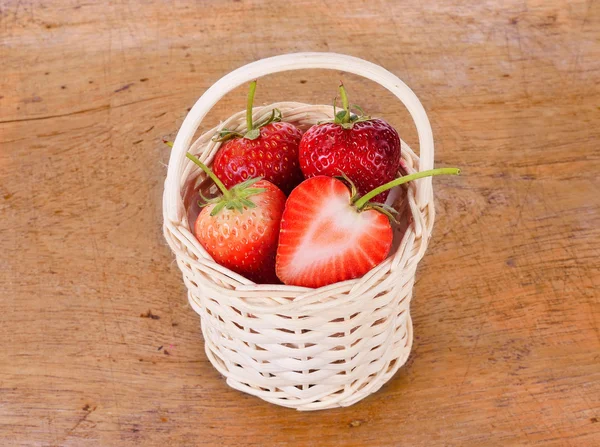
[[276, 176, 393, 288]]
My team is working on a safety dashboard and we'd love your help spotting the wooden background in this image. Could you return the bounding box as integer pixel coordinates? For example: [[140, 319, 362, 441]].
[[1, 0, 599, 445]]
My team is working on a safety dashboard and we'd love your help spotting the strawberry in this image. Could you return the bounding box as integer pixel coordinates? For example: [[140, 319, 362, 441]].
[[276, 168, 460, 288], [299, 83, 401, 203], [276, 176, 393, 288], [213, 81, 304, 195], [187, 153, 286, 284]]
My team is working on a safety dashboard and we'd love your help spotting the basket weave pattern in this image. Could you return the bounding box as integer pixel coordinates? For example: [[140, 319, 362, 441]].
[[163, 54, 435, 410]]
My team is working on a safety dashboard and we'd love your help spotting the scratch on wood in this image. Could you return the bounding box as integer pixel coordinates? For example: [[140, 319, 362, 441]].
[[59, 405, 96, 441], [140, 310, 160, 320], [114, 83, 134, 93], [0, 104, 110, 124], [0, 94, 175, 125], [23, 96, 43, 103]]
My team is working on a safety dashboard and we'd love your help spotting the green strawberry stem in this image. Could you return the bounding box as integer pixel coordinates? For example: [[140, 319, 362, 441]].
[[212, 81, 281, 142], [354, 168, 461, 210], [333, 83, 370, 128], [186, 152, 232, 200], [338, 83, 350, 124], [185, 152, 266, 215], [246, 80, 257, 132]]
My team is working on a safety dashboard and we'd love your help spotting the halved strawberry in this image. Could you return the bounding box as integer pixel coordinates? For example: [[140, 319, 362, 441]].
[[276, 168, 460, 288], [276, 176, 392, 288]]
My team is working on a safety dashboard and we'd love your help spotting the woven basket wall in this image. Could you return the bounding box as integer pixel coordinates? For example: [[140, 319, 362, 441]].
[[163, 53, 436, 410]]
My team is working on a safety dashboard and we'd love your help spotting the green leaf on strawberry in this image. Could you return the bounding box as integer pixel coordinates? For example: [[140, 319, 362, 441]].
[[186, 153, 266, 215]]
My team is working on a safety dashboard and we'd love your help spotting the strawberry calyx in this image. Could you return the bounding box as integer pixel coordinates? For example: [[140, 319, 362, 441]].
[[213, 80, 282, 143], [330, 82, 371, 129], [352, 168, 461, 216], [335, 171, 400, 222], [334, 171, 358, 197], [186, 152, 266, 216]]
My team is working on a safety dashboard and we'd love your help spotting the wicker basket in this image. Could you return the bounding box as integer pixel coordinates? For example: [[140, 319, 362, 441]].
[[163, 53, 435, 411]]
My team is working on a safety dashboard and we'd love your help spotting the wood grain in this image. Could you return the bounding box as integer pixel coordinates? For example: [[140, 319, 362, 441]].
[[1, 0, 599, 445]]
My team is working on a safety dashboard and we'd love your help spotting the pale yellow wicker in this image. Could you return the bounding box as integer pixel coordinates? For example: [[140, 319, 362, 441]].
[[163, 53, 435, 410]]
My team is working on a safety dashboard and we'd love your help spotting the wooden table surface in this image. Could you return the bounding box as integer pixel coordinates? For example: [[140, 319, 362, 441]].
[[1, 0, 599, 445]]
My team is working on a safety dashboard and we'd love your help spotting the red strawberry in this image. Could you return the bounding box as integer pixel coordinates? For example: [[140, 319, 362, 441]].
[[187, 153, 286, 284], [213, 81, 304, 195], [299, 83, 401, 202], [276, 168, 460, 288]]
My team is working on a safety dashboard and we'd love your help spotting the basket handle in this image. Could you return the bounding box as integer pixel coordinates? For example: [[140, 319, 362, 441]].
[[165, 52, 434, 222]]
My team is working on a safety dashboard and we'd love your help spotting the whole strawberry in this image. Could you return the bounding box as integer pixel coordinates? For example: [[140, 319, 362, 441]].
[[213, 81, 304, 195], [299, 83, 401, 203], [187, 153, 286, 284], [276, 168, 460, 288]]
